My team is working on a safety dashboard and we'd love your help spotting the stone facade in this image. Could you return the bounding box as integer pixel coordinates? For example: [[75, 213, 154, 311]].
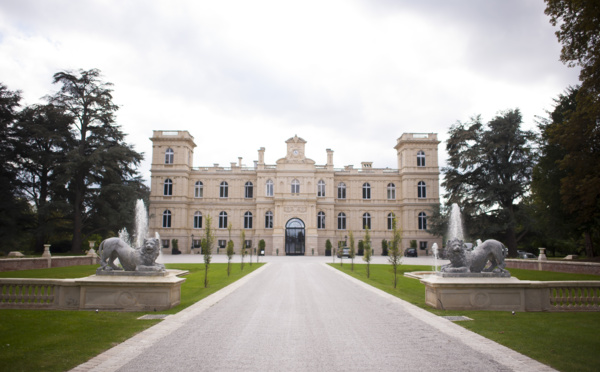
[[149, 131, 442, 255]]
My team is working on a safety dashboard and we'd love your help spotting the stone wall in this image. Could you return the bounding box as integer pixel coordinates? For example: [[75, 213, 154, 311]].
[[0, 256, 99, 272], [506, 259, 600, 276]]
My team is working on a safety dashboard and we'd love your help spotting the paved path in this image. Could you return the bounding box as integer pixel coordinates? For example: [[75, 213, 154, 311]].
[[73, 260, 554, 372]]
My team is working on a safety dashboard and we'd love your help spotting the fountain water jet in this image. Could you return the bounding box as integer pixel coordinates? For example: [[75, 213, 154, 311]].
[[447, 203, 464, 241]]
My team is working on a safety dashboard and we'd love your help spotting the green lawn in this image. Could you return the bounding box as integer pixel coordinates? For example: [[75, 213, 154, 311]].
[[0, 262, 264, 372], [330, 263, 600, 372]]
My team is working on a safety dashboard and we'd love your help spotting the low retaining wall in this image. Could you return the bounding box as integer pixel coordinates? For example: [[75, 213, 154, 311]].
[[506, 259, 600, 276], [0, 256, 99, 272]]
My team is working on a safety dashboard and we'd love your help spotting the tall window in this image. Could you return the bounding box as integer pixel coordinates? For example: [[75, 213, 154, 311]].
[[165, 148, 174, 164], [387, 183, 396, 200], [265, 211, 273, 229], [317, 211, 325, 229], [418, 212, 427, 230], [163, 179, 173, 196], [162, 210, 171, 228], [266, 179, 274, 197], [362, 183, 371, 199], [363, 212, 371, 229], [193, 211, 202, 229], [244, 211, 253, 229], [219, 211, 228, 229], [245, 181, 254, 198], [317, 180, 325, 197], [387, 212, 395, 230], [418, 181, 427, 198], [337, 182, 346, 199], [337, 212, 346, 230], [194, 181, 203, 198], [220, 181, 228, 198], [291, 179, 300, 194], [417, 151, 425, 167]]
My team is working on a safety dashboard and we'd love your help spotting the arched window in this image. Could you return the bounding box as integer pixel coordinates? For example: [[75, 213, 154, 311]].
[[418, 212, 427, 230], [362, 183, 371, 199], [363, 212, 371, 229], [162, 210, 171, 228], [244, 211, 253, 229], [291, 179, 300, 194], [265, 211, 273, 229], [337, 182, 346, 199], [220, 181, 228, 198], [317, 211, 325, 229], [193, 211, 202, 229], [387, 212, 395, 230], [194, 181, 203, 198], [417, 151, 425, 167], [387, 183, 396, 200], [418, 181, 427, 199], [163, 179, 173, 196], [317, 180, 326, 197], [266, 179, 274, 197], [245, 181, 254, 198], [337, 212, 346, 230], [219, 211, 228, 229], [165, 148, 174, 164]]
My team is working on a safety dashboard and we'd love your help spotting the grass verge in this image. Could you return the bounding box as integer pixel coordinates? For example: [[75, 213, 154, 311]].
[[0, 263, 264, 372], [330, 263, 600, 372]]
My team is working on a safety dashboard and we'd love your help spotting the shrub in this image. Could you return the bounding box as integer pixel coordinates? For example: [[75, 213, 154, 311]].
[[381, 239, 388, 256], [358, 241, 364, 256], [325, 239, 332, 256]]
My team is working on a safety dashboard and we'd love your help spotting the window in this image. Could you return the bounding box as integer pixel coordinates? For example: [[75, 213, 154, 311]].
[[220, 181, 228, 198], [162, 210, 171, 228], [244, 240, 252, 248], [418, 212, 427, 230], [163, 179, 173, 196], [420, 241, 428, 251], [317, 211, 325, 229], [219, 211, 228, 229], [337, 212, 346, 230], [165, 148, 174, 164], [194, 181, 203, 198], [193, 240, 201, 248], [162, 239, 170, 248], [218, 240, 226, 249], [193, 211, 202, 229], [363, 212, 371, 229], [291, 179, 300, 194], [266, 179, 274, 197], [362, 183, 371, 199], [387, 212, 395, 230], [387, 183, 396, 200], [265, 211, 273, 229], [317, 180, 325, 197], [245, 181, 254, 198], [244, 211, 253, 229], [418, 181, 427, 199], [417, 151, 425, 167], [337, 182, 346, 199]]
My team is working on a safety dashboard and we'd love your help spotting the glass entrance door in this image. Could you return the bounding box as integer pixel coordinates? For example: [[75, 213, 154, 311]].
[[285, 218, 305, 255]]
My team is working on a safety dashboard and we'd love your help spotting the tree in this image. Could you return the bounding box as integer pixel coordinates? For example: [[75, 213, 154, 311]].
[[388, 218, 403, 288], [13, 104, 73, 252], [348, 230, 355, 271], [226, 240, 234, 276], [203, 215, 214, 287], [240, 229, 246, 270], [258, 239, 265, 263], [363, 227, 372, 278], [442, 109, 536, 257], [381, 239, 388, 256], [47, 69, 145, 253], [325, 239, 332, 256]]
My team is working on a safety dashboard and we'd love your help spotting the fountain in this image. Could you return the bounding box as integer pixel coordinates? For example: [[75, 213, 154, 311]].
[[419, 203, 533, 311]]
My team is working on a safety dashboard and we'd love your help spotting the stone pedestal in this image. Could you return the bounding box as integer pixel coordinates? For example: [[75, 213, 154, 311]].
[[538, 248, 547, 261], [41, 244, 51, 258], [75, 270, 186, 311]]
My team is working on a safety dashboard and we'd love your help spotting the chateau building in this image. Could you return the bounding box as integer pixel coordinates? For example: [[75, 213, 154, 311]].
[[149, 131, 442, 255]]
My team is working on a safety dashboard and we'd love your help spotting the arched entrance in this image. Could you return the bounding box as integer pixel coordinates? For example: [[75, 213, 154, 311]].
[[285, 218, 305, 255]]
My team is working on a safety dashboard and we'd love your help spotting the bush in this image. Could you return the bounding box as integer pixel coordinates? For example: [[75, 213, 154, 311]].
[[325, 239, 332, 256], [171, 239, 181, 255], [358, 241, 364, 256], [381, 239, 388, 256]]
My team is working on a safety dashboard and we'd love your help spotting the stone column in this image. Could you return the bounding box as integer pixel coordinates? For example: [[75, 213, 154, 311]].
[[538, 248, 547, 261]]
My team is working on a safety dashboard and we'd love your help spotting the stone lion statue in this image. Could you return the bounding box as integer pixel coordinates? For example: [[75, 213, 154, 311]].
[[98, 237, 164, 272], [441, 238, 508, 275]]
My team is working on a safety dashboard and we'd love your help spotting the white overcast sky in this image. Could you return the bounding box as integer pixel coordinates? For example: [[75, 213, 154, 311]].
[[0, 0, 580, 183]]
